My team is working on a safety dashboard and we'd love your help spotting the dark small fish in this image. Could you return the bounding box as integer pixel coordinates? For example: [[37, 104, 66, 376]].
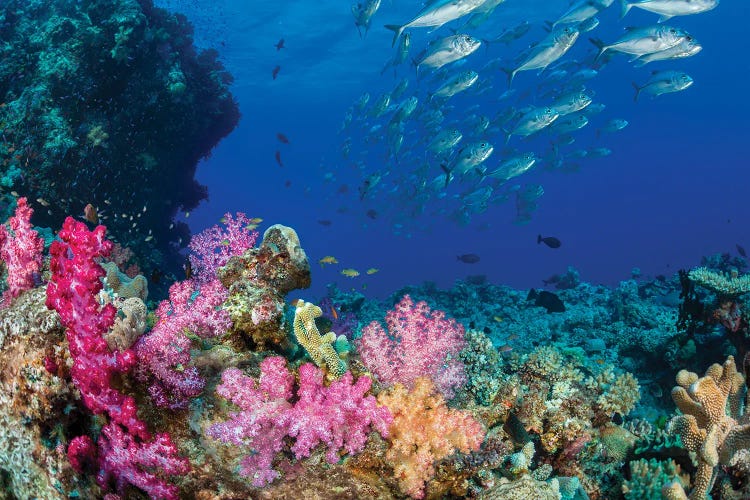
[[272, 65, 281, 80], [366, 208, 377, 219], [275, 150, 283, 167], [275, 38, 285, 51], [284, 180, 292, 188], [277, 132, 290, 144], [318, 219, 332, 226], [457, 254, 480, 264], [184, 259, 192, 280], [737, 244, 747, 258], [150, 268, 162, 285], [527, 288, 566, 313], [538, 234, 561, 248], [337, 184, 349, 195]]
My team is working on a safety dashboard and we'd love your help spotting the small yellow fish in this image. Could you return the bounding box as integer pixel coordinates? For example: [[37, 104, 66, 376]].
[[245, 224, 259, 231], [36, 198, 49, 207], [366, 268, 379, 275], [493, 316, 503, 323], [341, 268, 360, 278], [319, 256, 339, 265], [248, 217, 263, 224], [221, 239, 230, 245], [220, 216, 227, 224]]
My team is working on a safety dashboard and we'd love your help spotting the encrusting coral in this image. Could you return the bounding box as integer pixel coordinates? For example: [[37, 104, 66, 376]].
[[293, 300, 347, 377]]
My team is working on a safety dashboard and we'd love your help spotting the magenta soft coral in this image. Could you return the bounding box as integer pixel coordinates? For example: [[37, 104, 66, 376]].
[[46, 216, 146, 439], [356, 295, 467, 399], [47, 217, 189, 499], [0, 197, 44, 306], [207, 356, 392, 486]]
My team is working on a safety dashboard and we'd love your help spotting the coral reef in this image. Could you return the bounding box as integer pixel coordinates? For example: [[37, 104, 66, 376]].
[[6, 203, 750, 499], [219, 224, 311, 349], [0, 0, 240, 281]]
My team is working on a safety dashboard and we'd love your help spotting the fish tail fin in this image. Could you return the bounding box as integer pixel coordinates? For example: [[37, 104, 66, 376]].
[[501, 67, 516, 88], [620, 0, 633, 18], [440, 164, 453, 188], [657, 14, 674, 23], [502, 128, 512, 146], [589, 38, 608, 62], [385, 24, 404, 48], [537, 234, 542, 244], [632, 82, 642, 102]]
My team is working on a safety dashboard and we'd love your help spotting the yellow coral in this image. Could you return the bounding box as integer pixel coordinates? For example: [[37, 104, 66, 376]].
[[377, 377, 485, 499], [293, 300, 346, 377], [667, 356, 750, 499]]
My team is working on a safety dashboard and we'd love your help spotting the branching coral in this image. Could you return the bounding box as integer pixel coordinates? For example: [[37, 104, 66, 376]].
[[689, 267, 750, 298], [377, 376, 485, 499], [664, 355, 750, 499]]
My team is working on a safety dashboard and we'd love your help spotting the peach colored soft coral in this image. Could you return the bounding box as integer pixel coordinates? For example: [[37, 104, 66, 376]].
[[377, 376, 485, 499]]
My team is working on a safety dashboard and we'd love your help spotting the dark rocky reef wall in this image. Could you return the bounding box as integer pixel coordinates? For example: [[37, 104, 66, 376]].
[[0, 0, 239, 279]]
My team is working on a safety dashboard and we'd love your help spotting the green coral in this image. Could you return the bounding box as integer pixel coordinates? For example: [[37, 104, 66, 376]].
[[622, 458, 685, 500]]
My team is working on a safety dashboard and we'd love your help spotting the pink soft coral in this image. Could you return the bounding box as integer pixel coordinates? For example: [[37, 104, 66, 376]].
[[135, 278, 231, 409], [206, 357, 294, 486], [207, 357, 392, 486], [0, 197, 44, 306], [356, 295, 467, 398]]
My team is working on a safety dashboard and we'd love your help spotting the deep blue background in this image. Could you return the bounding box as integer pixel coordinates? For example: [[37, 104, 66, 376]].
[[156, 0, 750, 299]]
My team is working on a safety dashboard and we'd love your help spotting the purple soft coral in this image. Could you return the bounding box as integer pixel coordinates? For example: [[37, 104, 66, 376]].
[[188, 211, 259, 284], [96, 422, 190, 500], [207, 356, 392, 486], [135, 278, 231, 409]]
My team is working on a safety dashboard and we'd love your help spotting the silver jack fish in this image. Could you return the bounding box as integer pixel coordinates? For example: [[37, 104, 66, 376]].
[[632, 70, 693, 100], [632, 36, 702, 66], [352, 0, 382, 37], [385, 0, 488, 47], [621, 0, 719, 22], [416, 34, 481, 71], [593, 25, 689, 61], [503, 27, 579, 87]]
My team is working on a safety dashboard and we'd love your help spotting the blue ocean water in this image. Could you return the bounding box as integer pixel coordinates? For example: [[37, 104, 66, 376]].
[[152, 0, 749, 300]]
